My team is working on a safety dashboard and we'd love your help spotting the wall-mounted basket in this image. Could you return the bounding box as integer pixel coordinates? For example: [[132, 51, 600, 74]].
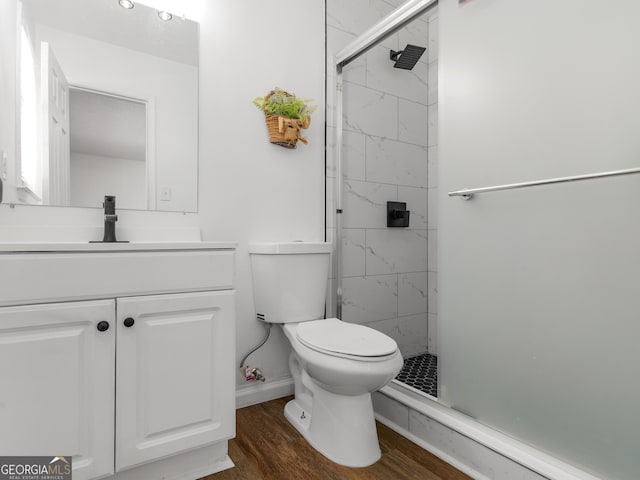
[[264, 110, 310, 149], [254, 88, 315, 149]]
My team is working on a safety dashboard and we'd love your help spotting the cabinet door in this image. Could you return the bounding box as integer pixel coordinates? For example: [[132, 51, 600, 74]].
[[115, 291, 235, 471], [0, 300, 115, 480]]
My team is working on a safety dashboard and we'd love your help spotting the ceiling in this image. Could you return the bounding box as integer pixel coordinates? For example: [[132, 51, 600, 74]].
[[24, 0, 198, 66]]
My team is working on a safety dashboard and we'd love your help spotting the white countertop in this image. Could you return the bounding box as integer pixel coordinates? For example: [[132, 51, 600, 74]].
[[0, 241, 237, 252]]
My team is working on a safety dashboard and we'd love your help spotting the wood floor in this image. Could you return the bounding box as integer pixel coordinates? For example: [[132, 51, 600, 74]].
[[202, 396, 471, 480]]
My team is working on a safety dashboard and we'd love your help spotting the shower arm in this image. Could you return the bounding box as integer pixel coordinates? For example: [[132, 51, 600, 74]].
[[335, 0, 438, 69]]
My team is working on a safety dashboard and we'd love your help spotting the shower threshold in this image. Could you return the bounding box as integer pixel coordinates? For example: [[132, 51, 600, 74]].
[[395, 352, 438, 398]]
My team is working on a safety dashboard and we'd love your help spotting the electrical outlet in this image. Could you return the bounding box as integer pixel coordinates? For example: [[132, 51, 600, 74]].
[[160, 187, 172, 201]]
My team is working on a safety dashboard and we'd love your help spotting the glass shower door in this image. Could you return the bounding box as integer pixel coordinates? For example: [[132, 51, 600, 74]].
[[326, 0, 439, 398]]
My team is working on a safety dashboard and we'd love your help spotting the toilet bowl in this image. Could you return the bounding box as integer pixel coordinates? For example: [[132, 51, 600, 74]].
[[249, 242, 404, 467], [283, 319, 403, 466]]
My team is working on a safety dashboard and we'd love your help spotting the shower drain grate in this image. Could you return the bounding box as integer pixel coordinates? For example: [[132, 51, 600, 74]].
[[395, 352, 438, 398]]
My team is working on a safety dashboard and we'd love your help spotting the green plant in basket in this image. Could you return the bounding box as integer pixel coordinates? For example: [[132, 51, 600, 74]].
[[253, 87, 316, 123], [253, 87, 317, 148]]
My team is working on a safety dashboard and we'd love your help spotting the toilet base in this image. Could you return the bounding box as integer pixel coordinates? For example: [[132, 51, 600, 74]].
[[284, 388, 382, 468]]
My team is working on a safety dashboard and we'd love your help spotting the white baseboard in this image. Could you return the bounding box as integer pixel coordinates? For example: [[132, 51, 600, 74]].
[[375, 383, 600, 480], [107, 442, 233, 480], [235, 377, 294, 409]]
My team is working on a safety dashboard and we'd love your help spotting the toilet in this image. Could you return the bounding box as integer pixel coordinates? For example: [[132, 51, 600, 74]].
[[249, 242, 403, 467]]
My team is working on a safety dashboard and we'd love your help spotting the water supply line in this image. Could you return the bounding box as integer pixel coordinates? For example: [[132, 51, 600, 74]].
[[239, 319, 272, 382]]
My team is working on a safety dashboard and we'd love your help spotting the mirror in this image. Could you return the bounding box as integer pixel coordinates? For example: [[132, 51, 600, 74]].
[[10, 0, 198, 212]]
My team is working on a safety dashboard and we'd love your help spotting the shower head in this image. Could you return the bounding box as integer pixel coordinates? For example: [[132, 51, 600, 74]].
[[390, 44, 426, 70]]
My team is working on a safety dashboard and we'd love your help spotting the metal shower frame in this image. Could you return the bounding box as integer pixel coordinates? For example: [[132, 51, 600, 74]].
[[332, 0, 439, 318]]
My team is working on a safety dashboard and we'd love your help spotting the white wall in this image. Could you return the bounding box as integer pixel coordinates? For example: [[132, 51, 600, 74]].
[[0, 203, 201, 243], [198, 1, 326, 389], [33, 24, 198, 212], [70, 153, 146, 209], [439, 1, 640, 479]]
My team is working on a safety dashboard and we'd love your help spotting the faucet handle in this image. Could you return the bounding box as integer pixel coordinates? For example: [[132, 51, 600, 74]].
[[103, 195, 117, 214]]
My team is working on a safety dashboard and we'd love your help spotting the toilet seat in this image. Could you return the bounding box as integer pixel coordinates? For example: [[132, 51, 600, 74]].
[[296, 318, 398, 360]]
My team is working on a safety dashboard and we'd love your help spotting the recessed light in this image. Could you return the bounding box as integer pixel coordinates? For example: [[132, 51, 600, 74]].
[[157, 11, 172, 21], [118, 0, 134, 9]]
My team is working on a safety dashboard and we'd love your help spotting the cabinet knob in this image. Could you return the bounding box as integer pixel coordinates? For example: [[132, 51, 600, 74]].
[[123, 317, 135, 328], [97, 321, 110, 332]]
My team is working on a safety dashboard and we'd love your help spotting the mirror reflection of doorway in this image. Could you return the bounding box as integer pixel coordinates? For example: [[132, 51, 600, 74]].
[[69, 87, 147, 209], [42, 42, 70, 206]]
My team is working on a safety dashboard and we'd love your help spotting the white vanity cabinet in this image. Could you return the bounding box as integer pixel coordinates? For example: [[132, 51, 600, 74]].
[[0, 243, 236, 480], [0, 300, 116, 480], [115, 291, 234, 471]]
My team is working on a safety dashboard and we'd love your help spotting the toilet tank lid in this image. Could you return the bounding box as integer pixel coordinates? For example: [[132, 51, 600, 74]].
[[249, 242, 332, 254]]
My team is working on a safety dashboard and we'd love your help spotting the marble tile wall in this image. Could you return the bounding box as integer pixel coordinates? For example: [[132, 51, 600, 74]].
[[326, 0, 439, 357]]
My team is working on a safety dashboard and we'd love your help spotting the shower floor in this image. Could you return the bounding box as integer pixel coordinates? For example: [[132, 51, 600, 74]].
[[395, 352, 438, 398]]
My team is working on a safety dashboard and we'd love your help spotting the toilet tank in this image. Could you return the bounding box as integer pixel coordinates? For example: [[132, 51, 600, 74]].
[[249, 242, 332, 323]]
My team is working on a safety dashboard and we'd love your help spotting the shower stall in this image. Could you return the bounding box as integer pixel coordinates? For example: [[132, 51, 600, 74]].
[[327, 0, 640, 479], [326, 0, 440, 398]]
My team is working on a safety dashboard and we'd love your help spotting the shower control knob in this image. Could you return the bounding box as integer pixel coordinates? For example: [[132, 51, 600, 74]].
[[123, 317, 135, 328], [96, 321, 110, 332]]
